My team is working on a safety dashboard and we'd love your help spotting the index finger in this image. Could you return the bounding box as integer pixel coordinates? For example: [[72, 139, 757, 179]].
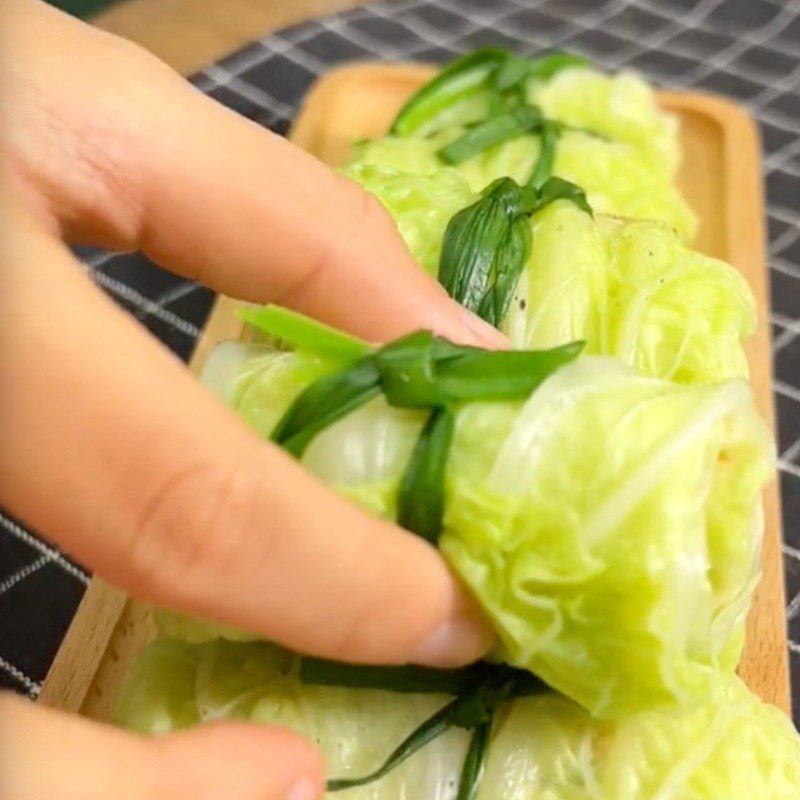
[[0, 197, 491, 667], [5, 0, 504, 347]]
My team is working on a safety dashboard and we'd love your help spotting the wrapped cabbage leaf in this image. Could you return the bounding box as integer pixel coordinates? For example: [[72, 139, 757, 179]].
[[341, 170, 750, 384], [345, 65, 695, 240], [503, 203, 756, 384], [176, 339, 772, 719], [344, 163, 474, 276], [116, 638, 800, 799]]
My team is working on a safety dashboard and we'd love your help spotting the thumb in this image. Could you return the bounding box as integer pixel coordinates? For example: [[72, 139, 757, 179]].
[[0, 693, 324, 800]]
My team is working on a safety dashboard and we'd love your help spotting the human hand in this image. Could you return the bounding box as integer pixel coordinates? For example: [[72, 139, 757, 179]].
[[0, 2, 498, 797]]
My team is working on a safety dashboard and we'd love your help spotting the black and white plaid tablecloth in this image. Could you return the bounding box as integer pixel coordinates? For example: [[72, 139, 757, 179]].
[[2, 0, 799, 723]]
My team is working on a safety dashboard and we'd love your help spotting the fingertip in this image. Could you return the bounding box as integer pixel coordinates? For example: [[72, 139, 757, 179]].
[[430, 297, 510, 350], [458, 307, 511, 349], [411, 583, 494, 668]]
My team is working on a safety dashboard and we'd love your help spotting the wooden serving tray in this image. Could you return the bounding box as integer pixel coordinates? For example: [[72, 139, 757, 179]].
[[39, 63, 791, 719]]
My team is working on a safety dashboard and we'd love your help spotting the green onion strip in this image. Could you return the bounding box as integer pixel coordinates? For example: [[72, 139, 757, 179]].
[[244, 46, 602, 798], [247, 304, 583, 797]]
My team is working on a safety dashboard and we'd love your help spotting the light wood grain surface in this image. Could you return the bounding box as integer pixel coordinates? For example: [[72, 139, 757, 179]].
[[93, 0, 370, 73], [40, 61, 791, 720]]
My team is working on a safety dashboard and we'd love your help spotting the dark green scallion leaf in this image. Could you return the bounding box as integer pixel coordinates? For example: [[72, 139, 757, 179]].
[[397, 406, 454, 544], [318, 661, 548, 792], [455, 719, 493, 800], [438, 177, 530, 325], [391, 47, 509, 136], [327, 700, 456, 792], [270, 357, 380, 457], [476, 212, 532, 327], [299, 658, 483, 695], [299, 658, 547, 700], [529, 176, 593, 217], [528, 120, 558, 189], [447, 664, 545, 730], [437, 341, 584, 400], [438, 105, 544, 165], [528, 51, 589, 81]]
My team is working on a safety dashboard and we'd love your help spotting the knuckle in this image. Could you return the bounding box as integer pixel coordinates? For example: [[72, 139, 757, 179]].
[[334, 172, 396, 238], [124, 459, 269, 604]]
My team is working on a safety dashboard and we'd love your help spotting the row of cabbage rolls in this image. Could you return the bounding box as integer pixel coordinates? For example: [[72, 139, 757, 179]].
[[116, 49, 800, 798]]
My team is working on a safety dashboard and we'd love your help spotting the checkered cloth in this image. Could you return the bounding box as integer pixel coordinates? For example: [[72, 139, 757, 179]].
[[2, 0, 799, 723]]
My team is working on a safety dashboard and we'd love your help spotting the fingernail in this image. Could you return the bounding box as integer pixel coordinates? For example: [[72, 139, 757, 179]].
[[460, 308, 509, 349], [286, 776, 319, 800], [412, 613, 493, 668]]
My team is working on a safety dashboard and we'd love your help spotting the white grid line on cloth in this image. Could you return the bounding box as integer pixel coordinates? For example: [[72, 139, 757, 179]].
[[549, 0, 741, 72], [791, 640, 800, 655], [316, 9, 471, 61], [634, 0, 800, 60], [766, 139, 800, 172], [789, 590, 800, 621], [775, 334, 798, 355], [247, 32, 330, 75], [0, 656, 41, 699], [520, 0, 800, 102], [780, 433, 800, 466], [0, 556, 50, 599], [786, 542, 800, 562], [773, 312, 800, 333], [758, 106, 800, 138], [773, 313, 800, 355], [91, 271, 201, 339], [769, 205, 800, 230], [680, 5, 800, 90], [775, 379, 800, 405], [203, 64, 298, 117], [775, 329, 799, 355], [0, 515, 90, 586], [770, 225, 800, 256], [779, 460, 800, 479], [147, 280, 201, 312], [773, 256, 800, 281], [316, 8, 485, 60], [483, 0, 644, 60], [769, 161, 800, 181], [194, 28, 336, 96], [370, 0, 538, 53], [84, 250, 117, 271], [79, 251, 203, 338], [747, 61, 800, 114]]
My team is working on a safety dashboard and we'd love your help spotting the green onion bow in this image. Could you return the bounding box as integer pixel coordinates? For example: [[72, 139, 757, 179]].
[[240, 304, 583, 796]]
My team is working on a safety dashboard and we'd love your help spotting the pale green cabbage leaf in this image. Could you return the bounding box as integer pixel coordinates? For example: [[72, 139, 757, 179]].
[[344, 163, 474, 276], [503, 204, 756, 384], [345, 68, 696, 240], [171, 350, 773, 719], [115, 638, 800, 799]]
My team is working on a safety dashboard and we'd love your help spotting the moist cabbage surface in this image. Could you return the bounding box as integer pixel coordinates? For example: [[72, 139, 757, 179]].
[[116, 638, 800, 800], [345, 67, 696, 242], [158, 351, 773, 719], [502, 203, 755, 385]]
